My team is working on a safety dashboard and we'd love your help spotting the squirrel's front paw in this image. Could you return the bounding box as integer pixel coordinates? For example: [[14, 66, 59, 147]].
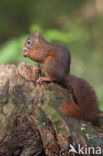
[[23, 52, 30, 57]]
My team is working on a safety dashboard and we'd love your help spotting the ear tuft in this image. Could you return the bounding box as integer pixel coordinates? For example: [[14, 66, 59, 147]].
[[34, 30, 40, 42], [34, 30, 39, 37]]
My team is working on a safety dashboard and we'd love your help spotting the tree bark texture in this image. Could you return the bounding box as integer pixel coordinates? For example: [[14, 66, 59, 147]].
[[0, 62, 103, 156]]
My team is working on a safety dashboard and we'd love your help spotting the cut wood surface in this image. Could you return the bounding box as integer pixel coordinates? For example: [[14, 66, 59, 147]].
[[0, 62, 103, 156]]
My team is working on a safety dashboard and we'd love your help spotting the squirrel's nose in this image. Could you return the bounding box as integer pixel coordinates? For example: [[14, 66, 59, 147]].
[[23, 47, 28, 52]]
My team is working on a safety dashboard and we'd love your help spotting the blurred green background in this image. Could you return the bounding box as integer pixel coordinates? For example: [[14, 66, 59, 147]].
[[0, 0, 103, 109]]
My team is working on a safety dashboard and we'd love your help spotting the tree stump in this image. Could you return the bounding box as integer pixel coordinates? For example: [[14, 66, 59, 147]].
[[0, 62, 103, 156]]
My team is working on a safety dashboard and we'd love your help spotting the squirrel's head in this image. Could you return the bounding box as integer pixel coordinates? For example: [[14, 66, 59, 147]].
[[23, 30, 40, 57]]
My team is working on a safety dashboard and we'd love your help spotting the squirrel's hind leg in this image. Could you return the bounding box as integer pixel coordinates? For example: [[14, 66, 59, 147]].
[[37, 76, 56, 83]]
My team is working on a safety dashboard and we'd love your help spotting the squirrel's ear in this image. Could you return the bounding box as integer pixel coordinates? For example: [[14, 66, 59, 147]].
[[34, 30, 40, 42]]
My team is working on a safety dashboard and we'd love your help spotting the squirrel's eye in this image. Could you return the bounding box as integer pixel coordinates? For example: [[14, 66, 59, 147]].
[[27, 40, 32, 45]]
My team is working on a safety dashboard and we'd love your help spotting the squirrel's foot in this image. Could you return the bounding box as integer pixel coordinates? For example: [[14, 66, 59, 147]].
[[37, 77, 55, 83]]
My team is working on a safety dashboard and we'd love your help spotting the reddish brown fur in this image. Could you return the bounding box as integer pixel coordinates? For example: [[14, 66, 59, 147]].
[[63, 75, 99, 122], [23, 31, 99, 123]]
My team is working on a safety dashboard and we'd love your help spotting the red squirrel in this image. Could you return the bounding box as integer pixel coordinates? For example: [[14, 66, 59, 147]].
[[23, 30, 99, 123]]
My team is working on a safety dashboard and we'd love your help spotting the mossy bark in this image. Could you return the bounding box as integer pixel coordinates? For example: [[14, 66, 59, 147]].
[[0, 62, 103, 156]]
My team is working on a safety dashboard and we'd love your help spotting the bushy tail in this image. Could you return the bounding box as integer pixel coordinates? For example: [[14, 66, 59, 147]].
[[62, 75, 99, 123]]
